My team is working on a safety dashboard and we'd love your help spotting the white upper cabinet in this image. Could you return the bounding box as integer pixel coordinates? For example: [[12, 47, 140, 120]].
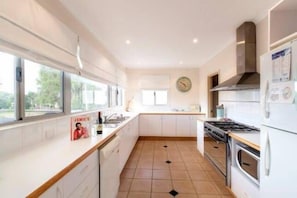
[[269, 0, 297, 49]]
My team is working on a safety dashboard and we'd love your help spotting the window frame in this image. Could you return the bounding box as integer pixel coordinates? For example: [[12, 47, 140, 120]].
[[141, 89, 168, 106]]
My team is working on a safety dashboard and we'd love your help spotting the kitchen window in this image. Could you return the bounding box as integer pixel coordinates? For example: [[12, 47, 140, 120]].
[[142, 90, 168, 105], [24, 59, 63, 117], [71, 74, 108, 112], [0, 50, 64, 124]]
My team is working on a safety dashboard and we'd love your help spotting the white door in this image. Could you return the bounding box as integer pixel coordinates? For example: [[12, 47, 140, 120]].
[[260, 125, 297, 197]]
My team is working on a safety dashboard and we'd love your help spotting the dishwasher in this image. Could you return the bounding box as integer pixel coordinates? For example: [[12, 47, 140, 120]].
[[99, 135, 120, 198]]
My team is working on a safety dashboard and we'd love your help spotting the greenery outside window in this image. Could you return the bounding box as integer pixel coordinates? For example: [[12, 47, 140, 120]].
[[71, 74, 108, 112], [24, 59, 63, 117]]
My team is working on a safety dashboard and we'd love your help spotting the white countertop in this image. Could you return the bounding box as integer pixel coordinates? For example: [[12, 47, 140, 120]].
[[0, 113, 139, 198], [140, 111, 205, 115]]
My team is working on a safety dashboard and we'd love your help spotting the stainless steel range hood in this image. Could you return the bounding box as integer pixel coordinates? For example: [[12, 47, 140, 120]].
[[211, 22, 260, 91]]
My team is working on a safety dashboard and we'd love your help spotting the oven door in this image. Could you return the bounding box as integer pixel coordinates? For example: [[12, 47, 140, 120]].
[[235, 143, 260, 186], [204, 131, 227, 177]]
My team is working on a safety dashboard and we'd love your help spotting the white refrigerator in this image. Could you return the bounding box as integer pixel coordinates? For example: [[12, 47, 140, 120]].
[[260, 40, 297, 197]]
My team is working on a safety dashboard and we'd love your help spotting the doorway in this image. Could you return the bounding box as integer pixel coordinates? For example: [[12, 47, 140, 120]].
[[208, 73, 219, 117]]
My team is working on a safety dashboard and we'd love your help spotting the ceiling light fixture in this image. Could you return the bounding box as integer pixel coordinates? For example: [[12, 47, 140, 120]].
[[179, 61, 183, 65], [193, 38, 199, 44], [125, 40, 131, 45]]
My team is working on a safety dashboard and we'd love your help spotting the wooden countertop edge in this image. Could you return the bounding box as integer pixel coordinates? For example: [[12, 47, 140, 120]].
[[26, 115, 138, 197], [229, 133, 260, 151]]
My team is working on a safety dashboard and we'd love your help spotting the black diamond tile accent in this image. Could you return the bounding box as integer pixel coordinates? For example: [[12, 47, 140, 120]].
[[169, 189, 179, 196], [163, 145, 168, 148], [166, 160, 172, 164]]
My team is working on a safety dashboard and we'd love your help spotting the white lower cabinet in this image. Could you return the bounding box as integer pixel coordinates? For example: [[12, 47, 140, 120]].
[[40, 150, 99, 198], [139, 115, 162, 136], [197, 119, 204, 155], [231, 166, 259, 198], [118, 116, 139, 172], [140, 114, 203, 137], [161, 115, 176, 136]]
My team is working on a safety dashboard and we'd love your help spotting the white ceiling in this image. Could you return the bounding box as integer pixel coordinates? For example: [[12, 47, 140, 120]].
[[59, 0, 280, 69]]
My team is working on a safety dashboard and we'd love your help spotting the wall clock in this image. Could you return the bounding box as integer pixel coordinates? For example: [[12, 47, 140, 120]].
[[176, 76, 192, 92]]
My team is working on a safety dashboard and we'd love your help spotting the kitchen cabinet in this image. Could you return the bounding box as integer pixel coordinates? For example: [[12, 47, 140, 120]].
[[161, 115, 176, 136], [139, 114, 203, 137], [269, 0, 297, 49], [139, 115, 162, 136], [197, 119, 204, 155], [118, 116, 139, 172], [40, 150, 99, 198]]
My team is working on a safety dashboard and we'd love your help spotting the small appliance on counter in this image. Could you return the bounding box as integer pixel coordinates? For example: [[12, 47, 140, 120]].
[[216, 104, 225, 119]]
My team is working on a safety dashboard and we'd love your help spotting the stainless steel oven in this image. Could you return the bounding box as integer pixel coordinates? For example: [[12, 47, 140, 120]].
[[235, 143, 260, 186], [204, 124, 231, 186]]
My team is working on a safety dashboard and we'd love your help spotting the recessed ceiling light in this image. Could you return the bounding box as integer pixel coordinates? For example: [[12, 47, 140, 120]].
[[125, 40, 131, 45], [193, 38, 199, 44], [179, 61, 183, 65]]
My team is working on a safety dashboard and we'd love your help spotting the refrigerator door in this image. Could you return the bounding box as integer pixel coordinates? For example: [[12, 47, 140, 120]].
[[260, 40, 297, 134], [260, 125, 297, 197]]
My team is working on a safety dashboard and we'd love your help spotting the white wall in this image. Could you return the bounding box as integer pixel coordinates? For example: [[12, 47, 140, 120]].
[[198, 17, 270, 127], [126, 68, 200, 112]]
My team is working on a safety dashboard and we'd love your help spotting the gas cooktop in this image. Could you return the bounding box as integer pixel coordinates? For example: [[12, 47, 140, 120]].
[[205, 121, 260, 133]]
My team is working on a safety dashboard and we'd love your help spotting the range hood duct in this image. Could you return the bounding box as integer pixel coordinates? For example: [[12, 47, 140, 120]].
[[211, 22, 260, 91]]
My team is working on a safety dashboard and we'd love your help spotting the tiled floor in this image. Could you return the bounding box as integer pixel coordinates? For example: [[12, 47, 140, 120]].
[[117, 139, 235, 198]]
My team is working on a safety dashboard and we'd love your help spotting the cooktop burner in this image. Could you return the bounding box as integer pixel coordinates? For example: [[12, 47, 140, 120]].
[[205, 121, 260, 133]]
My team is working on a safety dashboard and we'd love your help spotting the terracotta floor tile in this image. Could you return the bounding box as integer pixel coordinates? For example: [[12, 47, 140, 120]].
[[127, 192, 151, 198], [172, 180, 196, 194], [175, 194, 198, 198], [153, 161, 170, 170], [130, 179, 152, 192], [134, 169, 153, 179], [118, 140, 234, 198], [119, 178, 133, 192], [169, 162, 187, 170], [153, 169, 171, 179], [151, 192, 173, 198], [152, 179, 173, 193], [192, 181, 219, 194], [188, 170, 212, 181], [137, 160, 153, 169], [117, 191, 128, 198], [121, 168, 136, 179], [185, 162, 203, 171], [170, 170, 190, 180]]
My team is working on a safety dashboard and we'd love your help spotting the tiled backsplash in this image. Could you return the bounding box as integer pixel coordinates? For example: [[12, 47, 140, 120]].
[[219, 90, 261, 128]]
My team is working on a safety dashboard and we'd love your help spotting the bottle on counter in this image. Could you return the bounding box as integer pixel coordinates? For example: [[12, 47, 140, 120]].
[[97, 111, 103, 134]]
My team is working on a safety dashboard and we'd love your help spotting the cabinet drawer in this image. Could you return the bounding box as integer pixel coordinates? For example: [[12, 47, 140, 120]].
[[68, 166, 99, 198], [63, 150, 99, 197]]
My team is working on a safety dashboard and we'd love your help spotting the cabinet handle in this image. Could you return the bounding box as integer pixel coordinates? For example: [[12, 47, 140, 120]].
[[263, 80, 270, 119], [264, 132, 271, 176]]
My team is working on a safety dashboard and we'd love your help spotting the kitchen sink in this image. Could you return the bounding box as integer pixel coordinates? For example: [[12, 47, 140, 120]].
[[103, 123, 120, 128]]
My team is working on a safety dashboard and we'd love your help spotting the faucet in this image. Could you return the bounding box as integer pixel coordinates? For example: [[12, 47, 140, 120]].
[[104, 113, 117, 122]]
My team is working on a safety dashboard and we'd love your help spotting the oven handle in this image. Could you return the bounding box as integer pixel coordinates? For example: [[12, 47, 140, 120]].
[[205, 130, 224, 142], [264, 132, 271, 176]]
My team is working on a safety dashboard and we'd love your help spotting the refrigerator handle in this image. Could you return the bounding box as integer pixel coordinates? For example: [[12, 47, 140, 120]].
[[264, 132, 271, 176], [263, 80, 270, 119]]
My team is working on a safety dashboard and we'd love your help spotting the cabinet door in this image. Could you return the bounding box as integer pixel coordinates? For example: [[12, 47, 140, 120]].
[[139, 115, 162, 136], [261, 126, 297, 197], [176, 115, 191, 136], [189, 115, 198, 137], [161, 115, 176, 136], [197, 120, 204, 155], [40, 179, 63, 198]]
